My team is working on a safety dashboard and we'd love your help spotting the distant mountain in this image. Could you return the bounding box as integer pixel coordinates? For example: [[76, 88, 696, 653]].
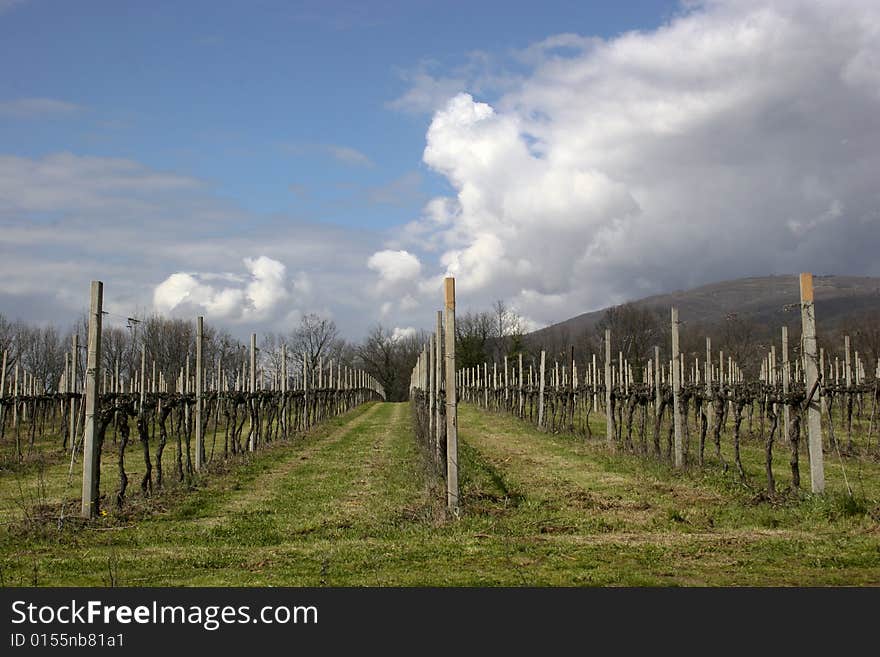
[[527, 275, 880, 344]]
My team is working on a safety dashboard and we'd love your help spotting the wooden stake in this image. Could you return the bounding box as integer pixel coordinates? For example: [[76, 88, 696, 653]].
[[782, 326, 790, 443], [81, 281, 103, 518], [435, 310, 443, 457], [800, 273, 824, 493], [444, 278, 459, 515], [605, 330, 612, 448], [195, 316, 204, 470], [672, 307, 683, 468], [538, 350, 546, 429]]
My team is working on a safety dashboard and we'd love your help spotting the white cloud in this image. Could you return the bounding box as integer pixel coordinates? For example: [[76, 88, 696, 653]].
[[0, 152, 382, 337], [153, 256, 295, 322], [391, 0, 880, 328], [367, 249, 422, 293], [391, 326, 416, 341]]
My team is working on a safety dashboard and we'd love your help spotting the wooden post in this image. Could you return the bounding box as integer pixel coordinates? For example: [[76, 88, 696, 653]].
[[653, 346, 661, 418], [444, 278, 459, 515], [538, 350, 546, 429], [800, 273, 824, 493], [81, 281, 103, 518], [671, 307, 683, 468], [705, 338, 713, 427], [249, 333, 256, 450], [782, 326, 790, 443], [605, 330, 612, 447], [428, 334, 435, 441], [195, 316, 204, 470], [435, 310, 443, 456], [69, 333, 78, 453], [504, 355, 509, 405]]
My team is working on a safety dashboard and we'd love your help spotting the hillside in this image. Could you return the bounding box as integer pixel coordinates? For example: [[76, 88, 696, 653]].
[[528, 274, 880, 343]]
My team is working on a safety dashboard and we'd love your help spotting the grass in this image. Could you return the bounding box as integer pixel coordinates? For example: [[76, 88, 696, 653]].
[[0, 401, 878, 586]]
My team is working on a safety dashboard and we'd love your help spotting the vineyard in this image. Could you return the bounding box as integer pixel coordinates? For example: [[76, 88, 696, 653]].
[[0, 282, 383, 524], [413, 273, 879, 501], [1, 274, 879, 586]]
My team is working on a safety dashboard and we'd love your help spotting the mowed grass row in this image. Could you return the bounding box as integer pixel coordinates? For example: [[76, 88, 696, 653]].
[[1, 401, 878, 585]]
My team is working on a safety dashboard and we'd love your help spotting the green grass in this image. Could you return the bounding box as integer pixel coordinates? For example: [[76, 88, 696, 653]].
[[0, 401, 878, 586]]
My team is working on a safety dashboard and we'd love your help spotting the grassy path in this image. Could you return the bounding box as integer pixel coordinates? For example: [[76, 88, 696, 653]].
[[454, 406, 880, 585], [1, 401, 878, 586]]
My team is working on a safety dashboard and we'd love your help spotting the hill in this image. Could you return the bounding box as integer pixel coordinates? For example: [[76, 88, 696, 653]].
[[527, 275, 880, 345]]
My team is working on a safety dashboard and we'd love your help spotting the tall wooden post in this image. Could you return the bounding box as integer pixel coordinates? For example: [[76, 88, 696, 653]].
[[782, 326, 790, 443], [705, 338, 713, 427], [605, 330, 612, 448], [800, 273, 824, 493], [0, 349, 5, 409], [671, 307, 683, 468], [443, 278, 459, 515], [195, 316, 204, 470], [654, 346, 661, 418], [248, 333, 256, 450], [69, 333, 78, 453], [435, 310, 443, 456], [518, 352, 524, 418], [81, 281, 103, 518], [538, 350, 546, 429], [428, 334, 435, 442]]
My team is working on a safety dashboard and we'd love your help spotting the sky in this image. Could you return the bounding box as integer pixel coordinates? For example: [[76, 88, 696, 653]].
[[1, 0, 879, 341]]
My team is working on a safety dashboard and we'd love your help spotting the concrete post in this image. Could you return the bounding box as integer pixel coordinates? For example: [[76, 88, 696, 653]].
[[81, 281, 103, 518]]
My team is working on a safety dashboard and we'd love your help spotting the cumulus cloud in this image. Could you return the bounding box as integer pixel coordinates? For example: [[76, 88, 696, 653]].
[[0, 150, 380, 336], [367, 249, 422, 294], [393, 0, 880, 328], [391, 326, 416, 341], [153, 256, 295, 321]]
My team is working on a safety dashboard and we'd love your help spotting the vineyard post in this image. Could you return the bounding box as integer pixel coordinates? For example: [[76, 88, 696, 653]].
[[139, 344, 146, 407], [782, 326, 790, 443], [518, 352, 524, 417], [799, 272, 825, 493], [592, 353, 598, 412], [444, 277, 459, 515], [605, 330, 612, 448], [428, 334, 435, 441], [538, 350, 546, 429], [249, 333, 256, 450], [69, 333, 78, 453], [195, 316, 204, 470], [435, 310, 443, 458], [0, 350, 5, 428], [504, 355, 509, 406], [654, 346, 660, 418], [672, 307, 683, 468], [81, 281, 103, 519], [705, 338, 713, 427]]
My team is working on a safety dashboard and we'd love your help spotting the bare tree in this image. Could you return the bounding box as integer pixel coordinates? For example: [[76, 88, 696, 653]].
[[456, 310, 494, 369], [356, 324, 425, 402], [288, 313, 347, 377], [595, 303, 665, 370]]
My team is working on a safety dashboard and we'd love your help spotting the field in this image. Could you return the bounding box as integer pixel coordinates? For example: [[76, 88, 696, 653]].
[[2, 401, 878, 586]]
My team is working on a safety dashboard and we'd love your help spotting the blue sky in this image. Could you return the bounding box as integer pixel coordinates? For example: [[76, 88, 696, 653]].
[[1, 0, 679, 224], [2, 0, 878, 339]]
